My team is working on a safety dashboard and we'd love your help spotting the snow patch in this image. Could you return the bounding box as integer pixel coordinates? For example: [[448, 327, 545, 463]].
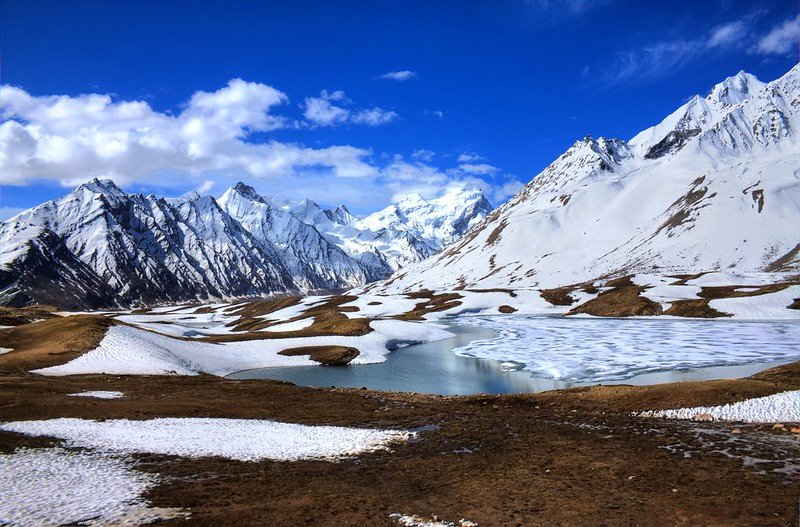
[[709, 285, 800, 320], [0, 418, 410, 462], [67, 391, 124, 399], [261, 317, 315, 332], [390, 513, 478, 527], [0, 447, 186, 526], [639, 390, 800, 423]]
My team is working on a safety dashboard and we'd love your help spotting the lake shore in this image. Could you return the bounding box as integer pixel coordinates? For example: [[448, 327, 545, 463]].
[[2, 361, 799, 526]]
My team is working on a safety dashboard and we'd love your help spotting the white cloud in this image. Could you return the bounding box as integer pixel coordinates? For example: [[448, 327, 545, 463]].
[[377, 159, 523, 206], [377, 70, 417, 81], [411, 149, 436, 162], [303, 90, 350, 127], [195, 180, 215, 194], [457, 163, 501, 175], [707, 20, 750, 48], [754, 15, 800, 55], [589, 12, 788, 88], [0, 80, 377, 186], [351, 107, 398, 126], [595, 39, 701, 87], [0, 82, 522, 212], [302, 90, 397, 127], [457, 153, 484, 163]]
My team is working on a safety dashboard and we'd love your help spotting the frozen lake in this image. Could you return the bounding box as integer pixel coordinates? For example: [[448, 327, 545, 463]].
[[229, 316, 800, 395]]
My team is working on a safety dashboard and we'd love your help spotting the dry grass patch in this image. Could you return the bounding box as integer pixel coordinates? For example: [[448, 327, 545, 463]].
[[664, 299, 730, 318], [228, 296, 303, 332], [206, 295, 374, 343], [0, 305, 60, 327], [498, 305, 517, 313], [540, 286, 576, 306], [394, 291, 463, 321], [466, 288, 518, 297], [568, 278, 663, 317], [278, 345, 360, 365], [0, 315, 113, 373]]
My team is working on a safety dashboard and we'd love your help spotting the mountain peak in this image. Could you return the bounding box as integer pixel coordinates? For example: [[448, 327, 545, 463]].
[[179, 190, 201, 202], [398, 193, 427, 206], [231, 182, 265, 202], [78, 178, 126, 197], [707, 70, 765, 107]]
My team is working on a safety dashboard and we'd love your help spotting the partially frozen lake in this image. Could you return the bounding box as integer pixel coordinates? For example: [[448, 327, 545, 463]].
[[229, 316, 800, 395]]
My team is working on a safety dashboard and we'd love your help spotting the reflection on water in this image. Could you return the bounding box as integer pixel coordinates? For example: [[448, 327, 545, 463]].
[[228, 319, 800, 395], [228, 325, 572, 394]]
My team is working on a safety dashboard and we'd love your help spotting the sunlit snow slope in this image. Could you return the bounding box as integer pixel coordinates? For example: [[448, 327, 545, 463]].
[[374, 66, 800, 292]]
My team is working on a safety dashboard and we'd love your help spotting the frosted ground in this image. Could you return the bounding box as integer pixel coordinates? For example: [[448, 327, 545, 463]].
[[451, 315, 800, 384]]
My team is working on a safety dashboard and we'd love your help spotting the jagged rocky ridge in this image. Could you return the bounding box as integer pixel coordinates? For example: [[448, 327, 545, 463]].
[[372, 66, 800, 293], [0, 181, 491, 308]]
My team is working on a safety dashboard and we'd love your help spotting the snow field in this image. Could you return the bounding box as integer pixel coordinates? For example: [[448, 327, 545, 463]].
[[32, 319, 454, 376]]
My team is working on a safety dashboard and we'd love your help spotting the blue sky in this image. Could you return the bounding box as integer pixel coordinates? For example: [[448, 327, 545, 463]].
[[1, 0, 798, 217]]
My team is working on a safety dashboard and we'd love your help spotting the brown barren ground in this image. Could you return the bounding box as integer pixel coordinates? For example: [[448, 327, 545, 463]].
[[0, 315, 113, 373], [0, 363, 798, 526], [568, 277, 663, 317]]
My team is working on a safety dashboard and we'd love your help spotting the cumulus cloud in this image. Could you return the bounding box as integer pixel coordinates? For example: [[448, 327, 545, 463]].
[[351, 107, 399, 126], [0, 81, 522, 211], [754, 15, 800, 55], [377, 70, 417, 81], [0, 80, 377, 186], [195, 180, 215, 194], [302, 90, 397, 127], [303, 90, 350, 127], [377, 160, 524, 206]]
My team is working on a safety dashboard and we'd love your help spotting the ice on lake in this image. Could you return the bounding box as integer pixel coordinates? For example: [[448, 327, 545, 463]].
[[452, 315, 800, 384]]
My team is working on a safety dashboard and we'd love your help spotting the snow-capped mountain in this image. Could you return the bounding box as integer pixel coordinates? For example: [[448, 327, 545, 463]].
[[0, 179, 295, 308], [0, 179, 491, 308], [373, 65, 800, 293], [266, 187, 492, 272]]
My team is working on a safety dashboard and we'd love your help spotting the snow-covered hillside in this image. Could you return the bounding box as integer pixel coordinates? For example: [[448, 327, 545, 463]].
[[0, 180, 491, 308], [373, 66, 800, 293]]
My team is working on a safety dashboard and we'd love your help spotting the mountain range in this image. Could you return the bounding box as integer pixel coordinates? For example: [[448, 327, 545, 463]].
[[3, 65, 798, 309], [372, 65, 800, 293], [0, 181, 491, 308]]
